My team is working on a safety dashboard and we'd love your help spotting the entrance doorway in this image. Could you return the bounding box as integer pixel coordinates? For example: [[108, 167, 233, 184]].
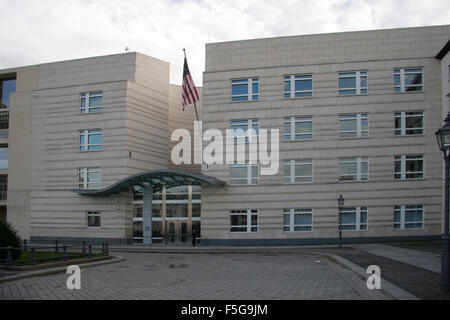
[[166, 220, 189, 244]]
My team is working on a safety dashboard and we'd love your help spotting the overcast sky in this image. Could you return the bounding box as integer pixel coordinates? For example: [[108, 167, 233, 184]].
[[1, 0, 449, 85]]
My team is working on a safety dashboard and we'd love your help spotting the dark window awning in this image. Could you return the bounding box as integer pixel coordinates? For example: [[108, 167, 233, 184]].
[[71, 169, 226, 196]]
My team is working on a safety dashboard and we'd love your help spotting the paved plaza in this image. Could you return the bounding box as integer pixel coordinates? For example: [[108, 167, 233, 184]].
[[0, 251, 391, 300]]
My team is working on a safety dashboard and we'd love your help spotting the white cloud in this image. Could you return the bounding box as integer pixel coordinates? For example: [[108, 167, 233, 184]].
[[0, 0, 449, 85]]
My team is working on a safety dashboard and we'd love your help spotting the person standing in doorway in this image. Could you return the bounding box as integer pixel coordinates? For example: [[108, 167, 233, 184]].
[[192, 228, 197, 246]]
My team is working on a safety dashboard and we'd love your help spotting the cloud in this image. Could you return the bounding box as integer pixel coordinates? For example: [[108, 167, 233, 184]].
[[0, 0, 449, 85]]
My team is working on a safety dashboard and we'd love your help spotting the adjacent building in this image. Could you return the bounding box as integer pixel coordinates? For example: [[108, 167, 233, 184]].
[[1, 25, 450, 245]]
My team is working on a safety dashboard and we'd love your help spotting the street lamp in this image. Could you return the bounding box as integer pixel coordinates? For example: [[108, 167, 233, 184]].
[[435, 113, 450, 291], [337, 194, 345, 248]]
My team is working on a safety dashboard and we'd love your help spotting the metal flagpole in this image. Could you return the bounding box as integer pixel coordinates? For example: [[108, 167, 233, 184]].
[[183, 48, 200, 122]]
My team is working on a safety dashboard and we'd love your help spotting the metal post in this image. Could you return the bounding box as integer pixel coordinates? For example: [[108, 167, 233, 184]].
[[31, 248, 36, 265], [88, 244, 92, 258], [82, 241, 86, 254], [105, 243, 109, 256], [5, 246, 12, 266], [23, 239, 27, 252], [55, 240, 59, 253], [102, 242, 105, 254], [442, 156, 450, 291], [339, 206, 343, 248], [63, 245, 68, 261]]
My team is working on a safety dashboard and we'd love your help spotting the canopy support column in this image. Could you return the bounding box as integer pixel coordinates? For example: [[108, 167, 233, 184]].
[[143, 184, 153, 245]]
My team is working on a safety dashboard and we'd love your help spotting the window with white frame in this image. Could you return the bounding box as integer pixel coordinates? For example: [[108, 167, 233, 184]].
[[338, 71, 368, 95], [283, 209, 313, 232], [231, 78, 259, 101], [394, 68, 423, 92], [230, 162, 259, 185], [283, 159, 313, 183], [80, 129, 102, 151], [80, 92, 102, 113], [394, 155, 424, 179], [230, 119, 258, 143], [394, 111, 424, 135], [87, 211, 101, 228], [339, 114, 369, 138], [230, 210, 258, 233], [284, 74, 313, 98], [339, 157, 369, 182], [78, 168, 101, 189], [394, 205, 424, 230], [284, 116, 313, 141], [341, 207, 368, 231]]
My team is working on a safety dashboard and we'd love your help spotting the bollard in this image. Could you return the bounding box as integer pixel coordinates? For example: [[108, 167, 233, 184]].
[[63, 245, 68, 261], [23, 239, 28, 252], [88, 244, 92, 258], [55, 240, 59, 253], [82, 241, 86, 254], [31, 248, 36, 265], [102, 242, 105, 254], [105, 243, 109, 256], [5, 246, 12, 267]]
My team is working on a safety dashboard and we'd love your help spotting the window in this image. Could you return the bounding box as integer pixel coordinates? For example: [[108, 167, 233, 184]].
[[0, 79, 16, 108], [341, 207, 368, 231], [395, 155, 424, 179], [0, 175, 7, 200], [230, 210, 258, 233], [394, 205, 424, 229], [78, 168, 101, 189], [230, 162, 259, 185], [338, 71, 367, 95], [87, 211, 101, 228], [394, 68, 423, 92], [231, 78, 259, 101], [230, 119, 258, 143], [284, 75, 313, 98], [79, 129, 102, 151], [0, 147, 7, 170], [284, 117, 313, 141], [394, 111, 424, 135], [339, 114, 368, 138], [283, 209, 313, 232], [81, 92, 102, 113], [284, 159, 313, 183], [339, 157, 369, 181]]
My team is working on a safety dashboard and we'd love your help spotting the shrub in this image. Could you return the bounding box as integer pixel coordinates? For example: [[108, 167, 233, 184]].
[[0, 221, 22, 260]]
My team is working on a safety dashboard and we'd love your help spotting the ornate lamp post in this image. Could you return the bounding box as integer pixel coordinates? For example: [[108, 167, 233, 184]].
[[337, 194, 345, 248], [435, 113, 450, 291]]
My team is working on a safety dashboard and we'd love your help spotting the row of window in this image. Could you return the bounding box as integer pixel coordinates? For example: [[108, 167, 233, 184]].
[[78, 153, 424, 189], [76, 111, 423, 153], [230, 155, 424, 185], [231, 111, 424, 143], [231, 68, 424, 101], [230, 205, 425, 233]]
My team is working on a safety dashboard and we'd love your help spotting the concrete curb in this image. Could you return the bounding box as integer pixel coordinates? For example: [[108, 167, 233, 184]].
[[313, 251, 419, 300], [0, 256, 126, 284]]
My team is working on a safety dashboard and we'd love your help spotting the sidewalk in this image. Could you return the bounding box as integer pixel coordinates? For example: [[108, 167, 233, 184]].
[[353, 243, 441, 274]]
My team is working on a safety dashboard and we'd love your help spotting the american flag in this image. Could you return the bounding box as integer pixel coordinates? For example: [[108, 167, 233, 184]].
[[182, 56, 199, 111]]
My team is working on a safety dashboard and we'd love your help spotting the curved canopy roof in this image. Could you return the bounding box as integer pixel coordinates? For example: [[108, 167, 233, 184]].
[[71, 169, 226, 196]]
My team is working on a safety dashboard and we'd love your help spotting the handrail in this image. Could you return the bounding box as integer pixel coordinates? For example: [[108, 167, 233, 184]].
[[0, 240, 110, 267]]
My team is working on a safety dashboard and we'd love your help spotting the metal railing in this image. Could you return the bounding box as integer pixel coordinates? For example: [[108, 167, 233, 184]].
[[0, 240, 110, 267]]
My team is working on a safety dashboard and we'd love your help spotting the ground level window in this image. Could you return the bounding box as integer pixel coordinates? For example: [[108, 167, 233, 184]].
[[283, 209, 312, 232], [230, 210, 258, 233], [394, 205, 424, 229], [340, 207, 367, 231], [87, 211, 101, 228]]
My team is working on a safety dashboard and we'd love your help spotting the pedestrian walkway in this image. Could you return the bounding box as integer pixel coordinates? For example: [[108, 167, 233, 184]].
[[354, 243, 441, 274]]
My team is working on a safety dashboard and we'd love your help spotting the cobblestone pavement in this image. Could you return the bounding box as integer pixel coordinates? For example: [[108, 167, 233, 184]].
[[0, 252, 389, 300]]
